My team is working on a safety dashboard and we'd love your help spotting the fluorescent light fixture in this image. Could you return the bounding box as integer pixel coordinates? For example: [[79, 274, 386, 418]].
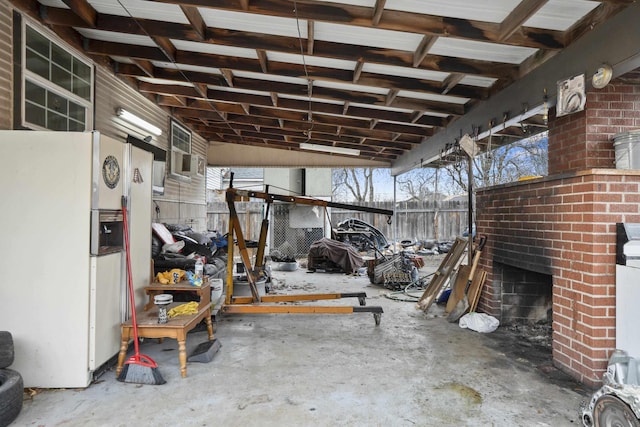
[[300, 142, 360, 156], [116, 108, 162, 136]]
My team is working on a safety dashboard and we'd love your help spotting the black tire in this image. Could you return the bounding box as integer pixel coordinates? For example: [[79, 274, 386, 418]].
[[0, 332, 13, 369], [0, 369, 23, 427]]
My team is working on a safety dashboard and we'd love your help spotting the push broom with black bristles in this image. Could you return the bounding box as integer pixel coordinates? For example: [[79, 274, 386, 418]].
[[117, 196, 166, 385]]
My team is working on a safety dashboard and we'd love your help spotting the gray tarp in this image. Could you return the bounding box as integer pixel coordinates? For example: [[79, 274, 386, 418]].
[[307, 238, 364, 273]]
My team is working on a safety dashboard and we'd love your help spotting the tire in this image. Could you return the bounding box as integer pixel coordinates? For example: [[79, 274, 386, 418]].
[[0, 369, 23, 427], [0, 332, 13, 369]]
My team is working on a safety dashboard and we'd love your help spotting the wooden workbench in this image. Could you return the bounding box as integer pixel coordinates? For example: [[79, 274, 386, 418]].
[[142, 278, 211, 311], [116, 281, 213, 378]]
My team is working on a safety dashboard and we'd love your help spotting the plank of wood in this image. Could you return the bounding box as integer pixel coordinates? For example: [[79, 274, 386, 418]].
[[445, 265, 471, 314], [417, 237, 467, 312], [468, 269, 487, 313]]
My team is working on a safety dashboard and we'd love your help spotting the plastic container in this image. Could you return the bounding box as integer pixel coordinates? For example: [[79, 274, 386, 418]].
[[613, 130, 640, 169], [194, 257, 204, 280], [272, 261, 298, 271], [210, 278, 223, 305], [232, 277, 266, 297]]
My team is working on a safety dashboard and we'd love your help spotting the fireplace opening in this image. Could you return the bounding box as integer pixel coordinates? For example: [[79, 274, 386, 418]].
[[495, 262, 553, 348]]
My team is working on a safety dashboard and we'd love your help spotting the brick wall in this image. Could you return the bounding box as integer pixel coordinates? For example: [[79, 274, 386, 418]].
[[549, 81, 640, 174], [476, 78, 640, 386], [499, 264, 552, 324]]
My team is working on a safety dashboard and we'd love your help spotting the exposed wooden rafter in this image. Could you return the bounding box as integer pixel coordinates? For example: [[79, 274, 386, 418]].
[[307, 20, 315, 55], [180, 5, 206, 40], [372, 0, 386, 26], [10, 0, 637, 165]]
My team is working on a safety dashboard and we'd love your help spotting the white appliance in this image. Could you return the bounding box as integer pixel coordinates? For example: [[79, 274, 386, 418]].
[[615, 223, 640, 359], [0, 131, 152, 388]]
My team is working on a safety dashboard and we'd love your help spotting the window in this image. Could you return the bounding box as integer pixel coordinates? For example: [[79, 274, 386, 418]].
[[170, 120, 193, 181], [171, 120, 192, 154], [22, 23, 93, 131]]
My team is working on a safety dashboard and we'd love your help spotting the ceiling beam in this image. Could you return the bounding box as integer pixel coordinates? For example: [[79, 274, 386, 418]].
[[307, 20, 315, 55], [116, 64, 467, 116], [39, 8, 519, 81], [441, 73, 465, 95], [174, 105, 425, 143], [193, 82, 208, 98], [180, 5, 206, 40], [61, 0, 96, 27], [256, 49, 268, 73], [498, 0, 548, 41], [138, 81, 455, 123], [371, 0, 386, 26], [353, 59, 364, 83], [151, 36, 177, 62], [391, 2, 640, 175], [220, 69, 234, 87], [413, 35, 437, 68], [132, 59, 155, 78], [151, 0, 565, 50], [564, 1, 629, 45], [385, 89, 398, 106]]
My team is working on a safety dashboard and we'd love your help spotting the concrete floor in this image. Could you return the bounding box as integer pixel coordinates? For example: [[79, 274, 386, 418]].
[[14, 259, 593, 427]]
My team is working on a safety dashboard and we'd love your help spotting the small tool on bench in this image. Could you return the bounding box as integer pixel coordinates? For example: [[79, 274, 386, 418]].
[[117, 196, 166, 385]]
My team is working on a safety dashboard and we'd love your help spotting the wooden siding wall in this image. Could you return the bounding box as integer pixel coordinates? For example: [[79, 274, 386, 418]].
[[94, 67, 208, 231], [0, 0, 12, 129], [0, 3, 208, 231]]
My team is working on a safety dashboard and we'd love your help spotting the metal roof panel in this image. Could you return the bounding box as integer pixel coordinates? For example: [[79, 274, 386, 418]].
[[431, 37, 537, 64], [386, 0, 519, 23], [91, 0, 189, 24], [314, 22, 423, 51], [199, 8, 306, 38], [172, 40, 258, 59], [525, 0, 601, 31]]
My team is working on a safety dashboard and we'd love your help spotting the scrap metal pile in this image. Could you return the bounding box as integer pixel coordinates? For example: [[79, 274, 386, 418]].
[[367, 252, 422, 290], [333, 218, 389, 252], [329, 218, 457, 289]]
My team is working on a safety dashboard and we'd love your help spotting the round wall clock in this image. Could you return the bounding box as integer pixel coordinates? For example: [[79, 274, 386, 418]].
[[102, 155, 120, 189]]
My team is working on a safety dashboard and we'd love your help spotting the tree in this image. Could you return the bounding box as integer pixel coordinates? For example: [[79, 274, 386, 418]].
[[396, 168, 438, 201], [445, 133, 549, 192], [332, 168, 378, 202]]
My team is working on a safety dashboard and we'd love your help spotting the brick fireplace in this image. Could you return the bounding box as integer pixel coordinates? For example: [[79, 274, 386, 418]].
[[475, 78, 640, 386]]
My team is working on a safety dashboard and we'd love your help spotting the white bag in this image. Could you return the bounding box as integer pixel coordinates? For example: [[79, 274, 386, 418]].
[[459, 312, 499, 333], [162, 240, 185, 253]]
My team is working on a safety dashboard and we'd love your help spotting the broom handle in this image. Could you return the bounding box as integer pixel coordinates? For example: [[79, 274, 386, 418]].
[[122, 197, 140, 356]]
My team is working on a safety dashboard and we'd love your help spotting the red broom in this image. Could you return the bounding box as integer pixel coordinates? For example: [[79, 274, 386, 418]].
[[117, 196, 166, 385]]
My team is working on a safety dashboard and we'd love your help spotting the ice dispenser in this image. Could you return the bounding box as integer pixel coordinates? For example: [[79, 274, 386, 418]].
[[90, 210, 124, 255]]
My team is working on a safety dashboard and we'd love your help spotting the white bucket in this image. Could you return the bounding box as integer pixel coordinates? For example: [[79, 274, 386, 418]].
[[210, 278, 223, 305], [232, 278, 266, 297], [273, 261, 298, 271], [613, 130, 640, 169]]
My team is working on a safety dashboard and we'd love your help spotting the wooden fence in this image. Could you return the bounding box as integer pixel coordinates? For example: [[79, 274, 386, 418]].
[[207, 199, 469, 243]]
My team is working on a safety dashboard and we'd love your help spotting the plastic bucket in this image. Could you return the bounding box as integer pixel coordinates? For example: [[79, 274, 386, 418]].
[[232, 278, 266, 297], [210, 278, 223, 305], [273, 261, 298, 271], [613, 130, 640, 169]]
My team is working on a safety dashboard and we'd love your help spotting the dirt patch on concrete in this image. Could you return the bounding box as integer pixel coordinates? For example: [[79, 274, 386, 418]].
[[482, 324, 591, 396]]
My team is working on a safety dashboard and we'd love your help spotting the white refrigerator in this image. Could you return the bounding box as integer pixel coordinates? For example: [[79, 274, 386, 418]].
[[0, 131, 152, 388]]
